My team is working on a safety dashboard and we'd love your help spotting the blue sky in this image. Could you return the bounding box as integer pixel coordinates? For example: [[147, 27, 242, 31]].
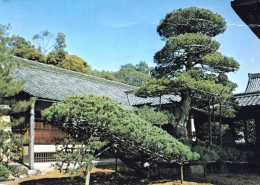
[[0, 0, 260, 93]]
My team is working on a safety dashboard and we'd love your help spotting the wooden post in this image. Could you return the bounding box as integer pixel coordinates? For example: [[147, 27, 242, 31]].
[[180, 163, 184, 183], [203, 163, 207, 178], [85, 167, 91, 185], [115, 157, 118, 173], [219, 102, 222, 145], [29, 97, 36, 170], [208, 100, 212, 146]]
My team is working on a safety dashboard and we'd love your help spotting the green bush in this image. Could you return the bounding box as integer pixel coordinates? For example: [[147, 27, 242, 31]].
[[0, 165, 10, 181], [8, 165, 28, 178], [193, 145, 219, 164]]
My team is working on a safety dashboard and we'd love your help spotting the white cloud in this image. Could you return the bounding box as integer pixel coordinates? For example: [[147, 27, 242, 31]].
[[227, 23, 246, 27]]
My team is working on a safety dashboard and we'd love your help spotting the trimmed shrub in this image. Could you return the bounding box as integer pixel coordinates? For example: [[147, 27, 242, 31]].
[[0, 164, 10, 181]]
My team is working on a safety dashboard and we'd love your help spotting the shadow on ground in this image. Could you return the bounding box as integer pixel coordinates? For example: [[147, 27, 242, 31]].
[[18, 171, 148, 185]]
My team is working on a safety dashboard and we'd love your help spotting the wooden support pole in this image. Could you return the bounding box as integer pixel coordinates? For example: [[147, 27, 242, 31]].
[[203, 163, 207, 178], [219, 102, 222, 145], [29, 97, 36, 170], [115, 157, 118, 173], [208, 100, 212, 146], [180, 163, 184, 184], [85, 167, 91, 185]]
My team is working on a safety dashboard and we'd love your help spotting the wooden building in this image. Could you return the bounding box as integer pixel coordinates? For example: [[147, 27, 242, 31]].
[[13, 57, 136, 169], [232, 0, 260, 144], [12, 57, 182, 170], [234, 73, 260, 144]]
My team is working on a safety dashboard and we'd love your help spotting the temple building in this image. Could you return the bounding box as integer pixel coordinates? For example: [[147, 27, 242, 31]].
[[232, 0, 260, 144], [234, 73, 260, 144], [11, 57, 181, 170]]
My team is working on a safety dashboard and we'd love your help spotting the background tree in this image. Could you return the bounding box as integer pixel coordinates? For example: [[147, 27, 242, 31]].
[[193, 145, 219, 177], [7, 31, 94, 75], [135, 61, 152, 74], [90, 69, 117, 81], [138, 7, 239, 138], [114, 61, 152, 86], [33, 30, 54, 54], [42, 95, 199, 181], [0, 25, 30, 169], [7, 35, 46, 63], [57, 54, 91, 74], [46, 32, 67, 65], [7, 29, 156, 83]]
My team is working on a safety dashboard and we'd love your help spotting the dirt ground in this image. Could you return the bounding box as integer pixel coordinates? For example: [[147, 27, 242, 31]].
[[6, 166, 260, 185]]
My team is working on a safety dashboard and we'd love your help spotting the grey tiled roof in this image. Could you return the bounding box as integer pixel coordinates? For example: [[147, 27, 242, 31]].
[[14, 57, 181, 108], [234, 73, 260, 106], [244, 73, 260, 93], [14, 58, 136, 108], [235, 93, 260, 106]]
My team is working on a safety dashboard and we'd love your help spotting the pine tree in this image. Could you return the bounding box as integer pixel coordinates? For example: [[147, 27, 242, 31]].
[[0, 24, 30, 165], [137, 7, 239, 139], [42, 95, 199, 182]]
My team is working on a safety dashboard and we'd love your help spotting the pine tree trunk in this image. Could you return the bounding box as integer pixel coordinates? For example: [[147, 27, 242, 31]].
[[85, 168, 91, 185], [177, 90, 191, 138]]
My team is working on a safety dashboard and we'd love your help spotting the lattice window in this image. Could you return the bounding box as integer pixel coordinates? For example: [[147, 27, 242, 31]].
[[34, 152, 57, 162]]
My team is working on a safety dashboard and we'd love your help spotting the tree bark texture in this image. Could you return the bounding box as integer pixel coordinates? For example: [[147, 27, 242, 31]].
[[177, 90, 191, 138]]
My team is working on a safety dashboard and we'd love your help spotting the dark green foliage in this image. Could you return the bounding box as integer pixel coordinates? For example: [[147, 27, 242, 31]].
[[0, 164, 9, 181], [197, 121, 229, 146], [138, 7, 239, 139], [135, 78, 172, 97], [42, 95, 199, 175], [0, 24, 30, 165], [157, 7, 226, 39], [46, 50, 66, 65], [135, 61, 152, 74], [243, 119, 256, 144], [0, 26, 31, 127], [193, 144, 219, 177], [212, 146, 245, 163], [134, 106, 169, 126], [7, 35, 46, 63], [193, 145, 219, 164], [236, 119, 257, 145], [0, 130, 26, 164]]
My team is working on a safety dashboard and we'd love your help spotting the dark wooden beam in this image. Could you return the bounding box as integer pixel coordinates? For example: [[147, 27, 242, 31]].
[[231, 0, 260, 39]]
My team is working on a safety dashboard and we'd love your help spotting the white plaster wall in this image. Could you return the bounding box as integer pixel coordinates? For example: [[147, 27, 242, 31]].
[[34, 145, 56, 152]]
